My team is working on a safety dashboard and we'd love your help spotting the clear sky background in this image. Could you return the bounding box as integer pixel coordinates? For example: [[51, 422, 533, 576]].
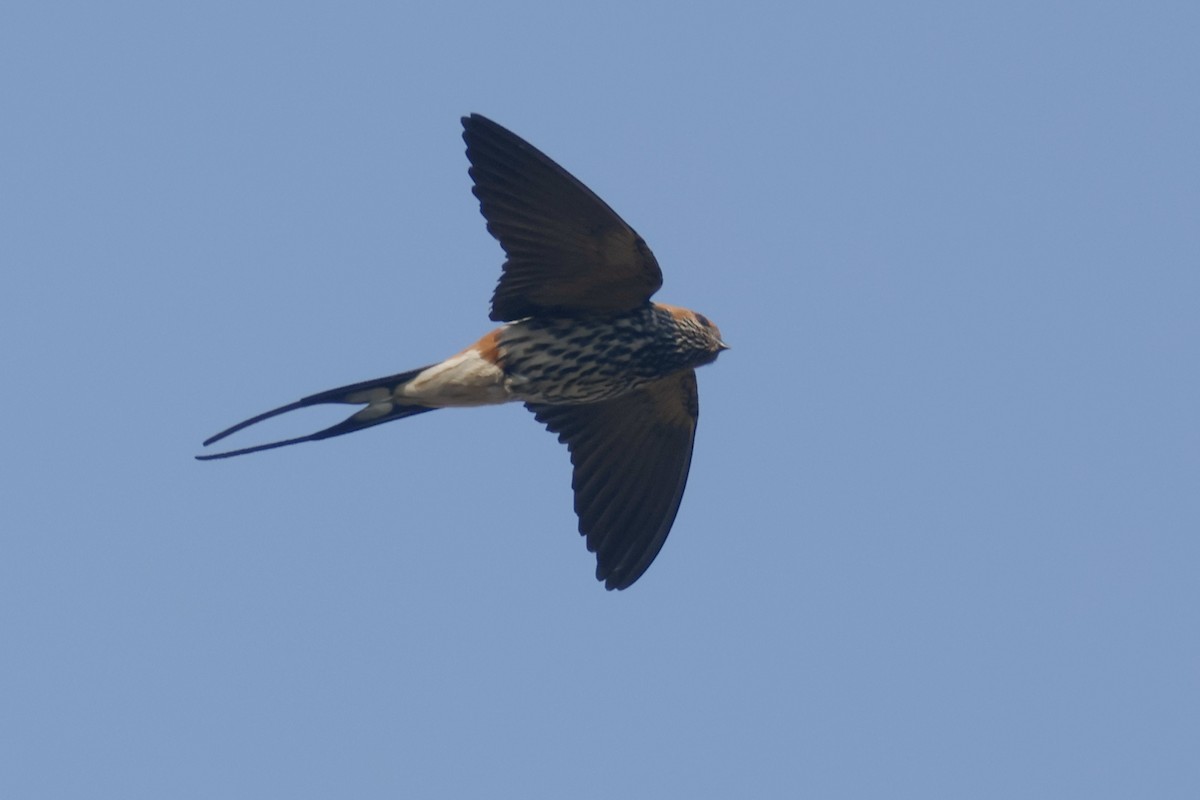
[[3, 2, 1197, 798]]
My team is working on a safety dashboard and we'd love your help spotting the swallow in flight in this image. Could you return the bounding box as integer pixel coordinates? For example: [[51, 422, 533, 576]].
[[199, 114, 727, 589]]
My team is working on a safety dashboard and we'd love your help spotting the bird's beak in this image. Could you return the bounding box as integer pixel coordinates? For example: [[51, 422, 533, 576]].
[[717, 340, 731, 351]]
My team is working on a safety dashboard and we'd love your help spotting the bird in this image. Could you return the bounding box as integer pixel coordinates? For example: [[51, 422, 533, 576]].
[[198, 113, 727, 590]]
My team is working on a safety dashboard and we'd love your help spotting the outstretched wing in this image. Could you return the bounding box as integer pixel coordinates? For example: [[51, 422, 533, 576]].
[[528, 370, 699, 590], [463, 113, 663, 322]]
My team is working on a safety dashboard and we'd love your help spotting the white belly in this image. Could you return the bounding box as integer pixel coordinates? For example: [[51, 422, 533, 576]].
[[398, 350, 511, 407]]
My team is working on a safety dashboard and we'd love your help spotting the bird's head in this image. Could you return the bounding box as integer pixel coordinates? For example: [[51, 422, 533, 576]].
[[657, 304, 729, 366]]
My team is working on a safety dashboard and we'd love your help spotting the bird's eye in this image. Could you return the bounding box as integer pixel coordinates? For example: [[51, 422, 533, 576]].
[[695, 313, 711, 328]]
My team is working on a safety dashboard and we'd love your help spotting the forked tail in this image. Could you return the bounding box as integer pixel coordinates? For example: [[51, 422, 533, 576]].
[[196, 365, 439, 460]]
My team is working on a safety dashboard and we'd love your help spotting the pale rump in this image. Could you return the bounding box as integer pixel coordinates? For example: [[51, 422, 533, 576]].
[[399, 347, 510, 407]]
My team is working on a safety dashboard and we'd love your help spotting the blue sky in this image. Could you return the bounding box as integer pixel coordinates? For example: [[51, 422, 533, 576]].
[[3, 2, 1197, 797]]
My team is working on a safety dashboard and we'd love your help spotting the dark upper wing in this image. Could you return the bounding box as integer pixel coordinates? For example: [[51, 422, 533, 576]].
[[462, 113, 663, 322], [528, 370, 699, 590]]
